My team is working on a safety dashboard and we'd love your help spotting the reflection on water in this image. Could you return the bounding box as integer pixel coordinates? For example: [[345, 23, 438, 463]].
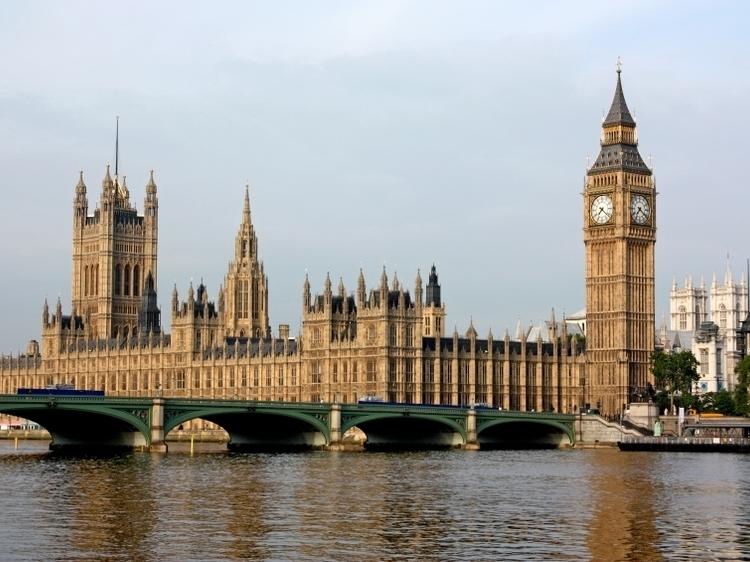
[[0, 441, 749, 561]]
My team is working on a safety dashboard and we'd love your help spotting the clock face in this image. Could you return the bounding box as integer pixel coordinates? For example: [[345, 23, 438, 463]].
[[590, 195, 613, 225], [630, 194, 651, 224]]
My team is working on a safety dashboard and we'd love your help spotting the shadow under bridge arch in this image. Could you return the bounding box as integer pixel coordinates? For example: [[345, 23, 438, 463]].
[[164, 403, 331, 451], [341, 409, 468, 450], [476, 418, 575, 449], [0, 397, 151, 451]]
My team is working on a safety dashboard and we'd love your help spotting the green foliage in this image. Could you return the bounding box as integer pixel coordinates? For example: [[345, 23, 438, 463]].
[[733, 356, 750, 417], [714, 390, 735, 415], [651, 350, 700, 412]]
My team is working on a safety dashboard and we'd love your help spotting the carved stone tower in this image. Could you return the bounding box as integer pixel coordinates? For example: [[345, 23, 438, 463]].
[[222, 186, 270, 338], [584, 66, 656, 415], [70, 166, 158, 339]]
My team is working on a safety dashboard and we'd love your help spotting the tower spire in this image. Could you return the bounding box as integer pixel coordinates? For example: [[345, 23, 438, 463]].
[[115, 116, 120, 177], [604, 60, 635, 126], [243, 184, 251, 223]]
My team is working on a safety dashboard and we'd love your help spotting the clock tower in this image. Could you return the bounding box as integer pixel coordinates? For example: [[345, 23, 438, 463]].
[[583, 65, 656, 416]]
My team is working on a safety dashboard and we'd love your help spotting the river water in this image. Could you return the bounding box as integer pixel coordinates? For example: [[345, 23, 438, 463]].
[[0, 441, 748, 561]]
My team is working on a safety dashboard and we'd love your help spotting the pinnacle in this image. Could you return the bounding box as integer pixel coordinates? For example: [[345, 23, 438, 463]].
[[603, 68, 635, 126]]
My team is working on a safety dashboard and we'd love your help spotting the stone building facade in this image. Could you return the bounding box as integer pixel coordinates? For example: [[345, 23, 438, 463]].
[[0, 69, 655, 416], [662, 269, 749, 392]]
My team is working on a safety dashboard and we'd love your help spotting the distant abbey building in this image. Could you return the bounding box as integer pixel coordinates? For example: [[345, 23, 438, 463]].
[[0, 70, 660, 416]]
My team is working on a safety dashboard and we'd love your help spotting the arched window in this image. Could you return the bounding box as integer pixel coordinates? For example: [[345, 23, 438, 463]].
[[720, 304, 727, 329], [84, 265, 89, 296], [114, 265, 122, 296], [679, 306, 687, 330], [133, 265, 140, 297], [95, 265, 99, 295], [124, 265, 131, 296], [123, 326, 129, 339]]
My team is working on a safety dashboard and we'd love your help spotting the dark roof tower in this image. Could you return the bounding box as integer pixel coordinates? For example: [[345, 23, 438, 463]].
[[426, 264, 441, 307], [589, 63, 651, 175], [603, 67, 636, 126]]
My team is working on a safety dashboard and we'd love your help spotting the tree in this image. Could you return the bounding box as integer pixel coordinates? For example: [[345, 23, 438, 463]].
[[714, 390, 735, 415], [651, 350, 700, 413], [734, 356, 750, 417]]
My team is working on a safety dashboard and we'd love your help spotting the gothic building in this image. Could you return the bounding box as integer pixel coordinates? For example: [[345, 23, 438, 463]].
[[0, 68, 656, 417], [661, 267, 749, 392]]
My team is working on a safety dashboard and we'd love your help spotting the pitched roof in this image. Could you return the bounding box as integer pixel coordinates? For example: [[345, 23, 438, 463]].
[[603, 71, 636, 126]]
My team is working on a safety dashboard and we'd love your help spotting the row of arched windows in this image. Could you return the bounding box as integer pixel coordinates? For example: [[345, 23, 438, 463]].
[[114, 264, 141, 297]]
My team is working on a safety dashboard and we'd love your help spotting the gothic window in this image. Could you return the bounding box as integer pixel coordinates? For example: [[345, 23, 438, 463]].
[[114, 264, 122, 296], [699, 348, 708, 375], [366, 360, 376, 382], [311, 361, 322, 384], [84, 265, 89, 296], [332, 363, 338, 383], [679, 306, 687, 330], [95, 265, 99, 295], [133, 265, 140, 297], [406, 325, 413, 347], [124, 265, 131, 296], [720, 304, 727, 329], [241, 239, 247, 258], [389, 325, 397, 346]]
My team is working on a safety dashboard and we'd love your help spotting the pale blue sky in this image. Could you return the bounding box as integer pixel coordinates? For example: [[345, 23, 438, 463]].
[[1, 1, 748, 350]]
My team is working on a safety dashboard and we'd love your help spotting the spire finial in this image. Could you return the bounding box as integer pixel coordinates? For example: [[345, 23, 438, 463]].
[[115, 116, 120, 177], [243, 184, 251, 219], [616, 56, 623, 74]]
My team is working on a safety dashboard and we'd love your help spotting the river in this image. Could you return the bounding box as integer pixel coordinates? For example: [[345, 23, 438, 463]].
[[0, 440, 748, 561]]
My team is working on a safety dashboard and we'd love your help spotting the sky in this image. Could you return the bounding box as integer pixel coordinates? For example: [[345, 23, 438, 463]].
[[1, 1, 749, 351]]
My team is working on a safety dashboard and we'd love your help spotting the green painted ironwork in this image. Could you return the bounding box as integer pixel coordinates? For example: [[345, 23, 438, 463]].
[[0, 395, 153, 444], [0, 394, 576, 449], [162, 399, 331, 441], [340, 404, 469, 442]]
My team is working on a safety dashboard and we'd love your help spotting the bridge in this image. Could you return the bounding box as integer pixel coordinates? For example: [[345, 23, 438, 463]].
[[0, 395, 576, 452]]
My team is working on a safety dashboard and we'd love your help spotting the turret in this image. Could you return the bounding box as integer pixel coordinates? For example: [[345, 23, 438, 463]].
[[303, 273, 311, 310], [73, 171, 87, 224], [324, 272, 332, 309], [414, 269, 423, 307], [356, 269, 366, 308], [426, 264, 441, 307], [42, 299, 49, 328]]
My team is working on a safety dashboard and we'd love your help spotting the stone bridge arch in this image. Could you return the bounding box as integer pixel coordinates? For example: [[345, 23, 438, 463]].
[[163, 402, 331, 450], [340, 408, 468, 449]]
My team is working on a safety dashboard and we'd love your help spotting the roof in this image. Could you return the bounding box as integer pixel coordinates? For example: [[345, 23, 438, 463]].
[[590, 143, 651, 174], [603, 71, 636, 126]]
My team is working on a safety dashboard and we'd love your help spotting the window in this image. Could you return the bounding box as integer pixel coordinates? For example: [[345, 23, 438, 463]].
[[253, 367, 259, 387], [240, 367, 247, 387], [389, 325, 397, 346], [699, 349, 708, 375], [312, 362, 322, 384], [406, 325, 413, 347], [719, 304, 727, 329], [176, 370, 185, 389], [124, 265, 131, 296], [133, 265, 140, 297], [679, 306, 687, 331], [114, 265, 122, 296], [332, 362, 338, 383], [366, 360, 376, 382]]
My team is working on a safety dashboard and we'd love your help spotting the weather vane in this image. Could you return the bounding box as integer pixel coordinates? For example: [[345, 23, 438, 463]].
[[616, 56, 623, 73]]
